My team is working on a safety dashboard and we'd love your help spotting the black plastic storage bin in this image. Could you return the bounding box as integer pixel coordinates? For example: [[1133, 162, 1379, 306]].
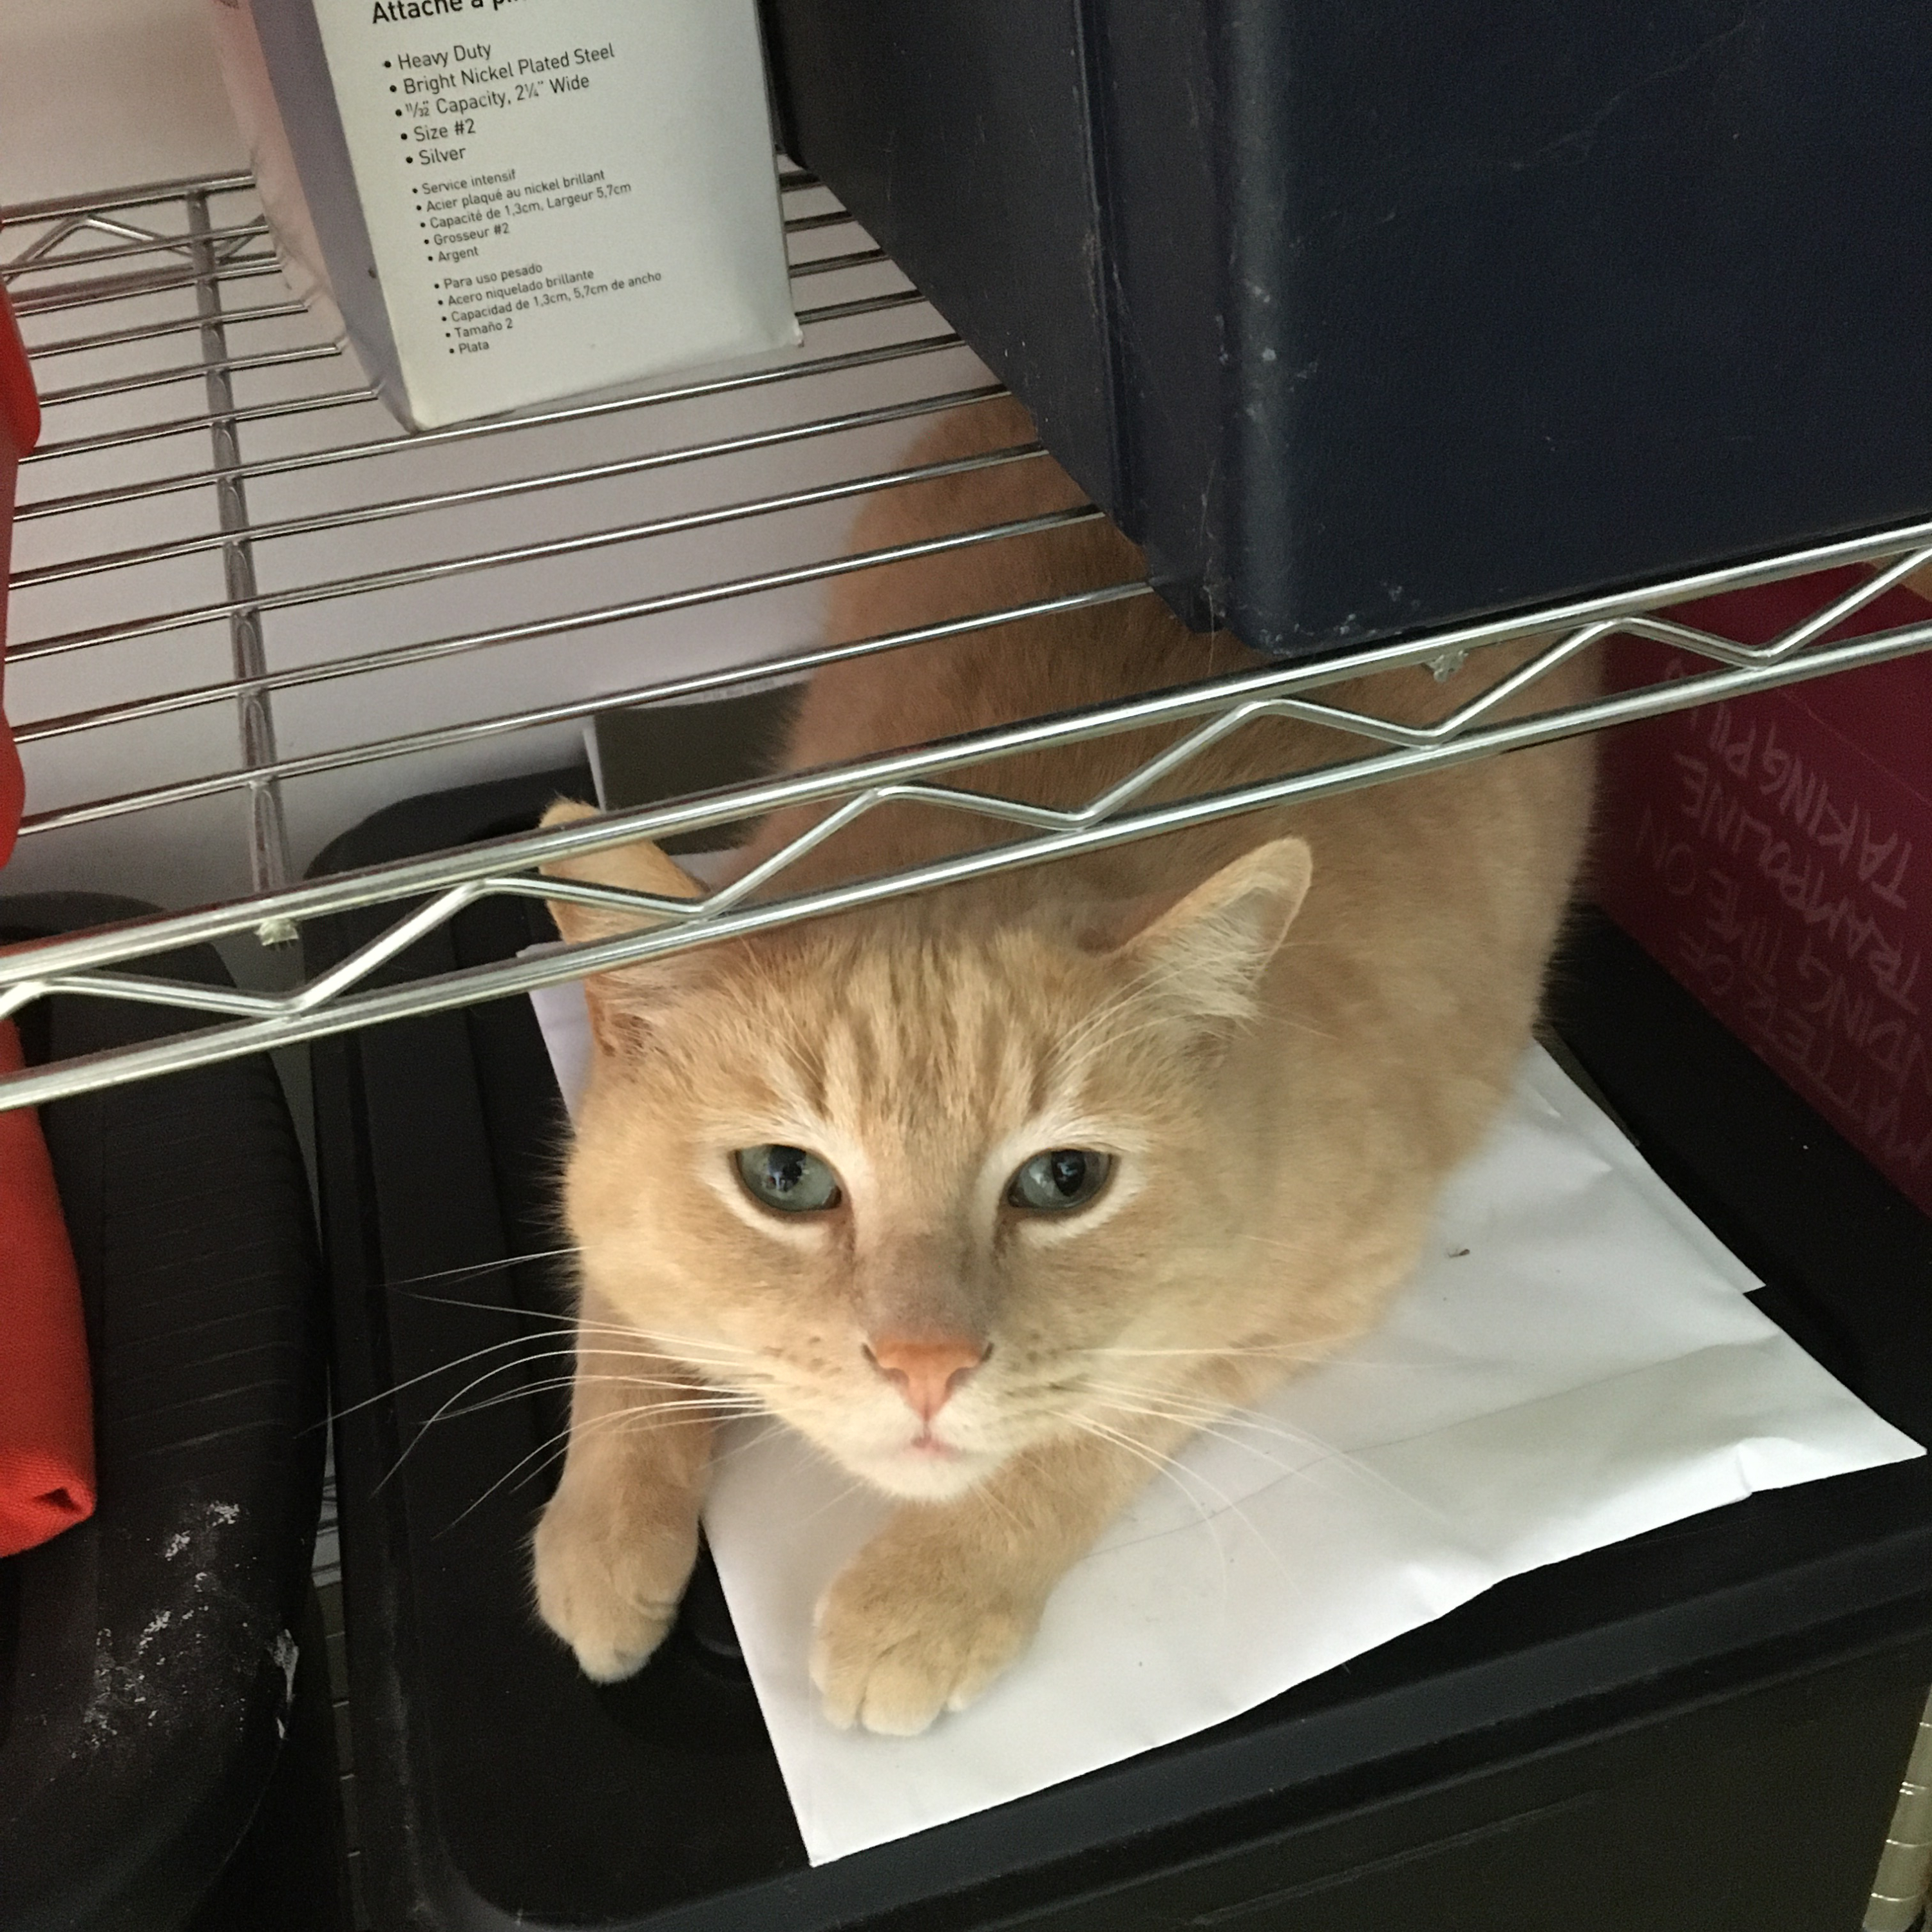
[[0, 896, 341, 1932], [757, 2, 1932, 657], [307, 770, 1932, 1932]]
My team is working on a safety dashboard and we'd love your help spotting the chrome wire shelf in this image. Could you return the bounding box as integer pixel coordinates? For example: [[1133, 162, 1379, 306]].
[[1, 167, 993, 897], [4, 172, 1932, 1112]]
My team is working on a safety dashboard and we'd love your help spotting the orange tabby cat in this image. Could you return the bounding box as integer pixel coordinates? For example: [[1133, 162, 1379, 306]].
[[531, 398, 1598, 1734]]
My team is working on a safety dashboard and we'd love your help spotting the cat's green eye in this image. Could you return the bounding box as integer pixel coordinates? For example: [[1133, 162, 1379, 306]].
[[1007, 1149, 1112, 1213], [735, 1144, 844, 1213]]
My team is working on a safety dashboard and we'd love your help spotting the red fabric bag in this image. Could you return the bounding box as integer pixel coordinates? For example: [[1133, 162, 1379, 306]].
[[0, 276, 97, 1558], [1596, 567, 1932, 1219], [1, 273, 35, 862], [0, 1019, 95, 1555]]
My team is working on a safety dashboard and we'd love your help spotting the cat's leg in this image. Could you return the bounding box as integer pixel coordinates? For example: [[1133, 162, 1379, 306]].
[[811, 1413, 1197, 1734], [531, 1287, 714, 1681]]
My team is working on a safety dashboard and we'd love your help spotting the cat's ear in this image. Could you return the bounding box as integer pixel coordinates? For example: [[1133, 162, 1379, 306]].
[[538, 799, 705, 943], [1112, 837, 1313, 1021], [539, 800, 706, 1050]]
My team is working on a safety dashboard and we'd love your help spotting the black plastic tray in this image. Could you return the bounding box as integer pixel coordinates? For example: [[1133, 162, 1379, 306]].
[[308, 771, 1932, 1932], [759, 1, 1932, 658]]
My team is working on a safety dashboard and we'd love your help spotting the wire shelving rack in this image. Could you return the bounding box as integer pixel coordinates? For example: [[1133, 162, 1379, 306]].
[[3, 169, 1931, 1113]]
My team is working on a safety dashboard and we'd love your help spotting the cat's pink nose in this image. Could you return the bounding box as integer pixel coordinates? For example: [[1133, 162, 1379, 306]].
[[866, 1336, 988, 1422]]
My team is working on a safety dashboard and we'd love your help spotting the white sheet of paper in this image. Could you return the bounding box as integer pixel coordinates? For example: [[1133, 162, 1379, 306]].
[[526, 974, 1922, 1864]]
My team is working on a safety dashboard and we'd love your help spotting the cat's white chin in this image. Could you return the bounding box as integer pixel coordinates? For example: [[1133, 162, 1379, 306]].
[[848, 1442, 1002, 1502]]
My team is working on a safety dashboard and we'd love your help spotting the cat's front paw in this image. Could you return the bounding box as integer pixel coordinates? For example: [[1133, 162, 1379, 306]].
[[811, 1528, 1044, 1735], [532, 1479, 698, 1683]]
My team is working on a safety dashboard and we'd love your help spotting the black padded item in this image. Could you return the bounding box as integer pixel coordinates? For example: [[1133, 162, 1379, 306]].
[[0, 895, 328, 1932], [184, 1587, 350, 1932], [308, 770, 1931, 1931], [758, 1, 1932, 657]]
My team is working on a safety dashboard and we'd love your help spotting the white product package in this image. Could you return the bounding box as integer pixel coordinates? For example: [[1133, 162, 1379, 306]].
[[209, 0, 347, 341], [526, 976, 1921, 1863], [218, 0, 799, 428]]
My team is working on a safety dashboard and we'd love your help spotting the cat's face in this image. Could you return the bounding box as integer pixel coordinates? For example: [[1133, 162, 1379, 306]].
[[551, 833, 1312, 1502]]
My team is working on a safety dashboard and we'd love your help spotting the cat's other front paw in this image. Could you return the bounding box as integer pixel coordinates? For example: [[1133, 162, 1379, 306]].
[[531, 1479, 698, 1683], [811, 1528, 1045, 1735]]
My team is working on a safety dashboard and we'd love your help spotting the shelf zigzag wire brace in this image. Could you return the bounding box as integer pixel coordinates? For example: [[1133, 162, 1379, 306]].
[[4, 513, 1931, 1112], [3, 174, 1932, 1110]]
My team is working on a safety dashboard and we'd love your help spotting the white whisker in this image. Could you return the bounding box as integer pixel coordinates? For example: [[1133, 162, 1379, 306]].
[[437, 1397, 721, 1536], [1079, 1342, 1358, 1363], [1084, 1381, 1444, 1521], [397, 1285, 758, 1368], [330, 1333, 583, 1429], [1057, 1411, 1231, 1608], [383, 1244, 583, 1289], [406, 1378, 766, 1435], [378, 1351, 757, 1492], [710, 1417, 787, 1468]]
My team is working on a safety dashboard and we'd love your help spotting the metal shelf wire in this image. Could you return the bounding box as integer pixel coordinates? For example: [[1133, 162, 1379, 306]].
[[4, 171, 1931, 1112]]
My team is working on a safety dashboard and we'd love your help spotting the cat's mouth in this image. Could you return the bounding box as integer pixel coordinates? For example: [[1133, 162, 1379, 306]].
[[766, 1383, 1012, 1499], [846, 1422, 1000, 1500]]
